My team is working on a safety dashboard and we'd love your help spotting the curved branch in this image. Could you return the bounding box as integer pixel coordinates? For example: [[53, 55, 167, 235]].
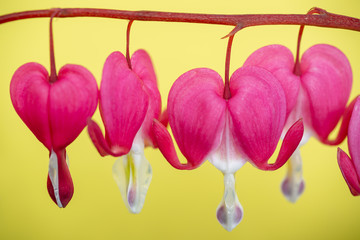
[[0, 8, 359, 32]]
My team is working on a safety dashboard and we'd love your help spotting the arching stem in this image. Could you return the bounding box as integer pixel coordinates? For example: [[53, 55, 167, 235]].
[[223, 35, 234, 100], [1, 8, 360, 33], [293, 8, 326, 76], [293, 24, 304, 76], [49, 12, 58, 83], [126, 20, 134, 69]]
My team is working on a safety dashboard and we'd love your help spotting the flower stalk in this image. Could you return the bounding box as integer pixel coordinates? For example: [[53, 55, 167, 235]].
[[293, 8, 325, 76], [126, 20, 134, 70], [223, 35, 234, 100], [49, 12, 57, 83]]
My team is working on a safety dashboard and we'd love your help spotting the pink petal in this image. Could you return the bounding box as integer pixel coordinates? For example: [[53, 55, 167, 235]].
[[300, 44, 352, 141], [337, 148, 360, 196], [348, 97, 360, 177], [47, 149, 74, 207], [131, 50, 162, 147], [152, 119, 198, 170], [150, 109, 168, 148], [87, 119, 129, 157], [99, 51, 149, 155], [158, 109, 169, 127], [10, 62, 52, 150], [243, 45, 300, 118], [228, 66, 287, 167], [49, 64, 98, 150], [323, 96, 358, 145], [131, 49, 158, 88], [168, 68, 226, 166], [257, 119, 304, 170], [10, 63, 98, 151]]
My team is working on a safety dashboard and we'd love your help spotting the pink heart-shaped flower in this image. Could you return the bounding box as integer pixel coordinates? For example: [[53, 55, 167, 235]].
[[244, 44, 352, 143], [87, 49, 166, 214], [88, 50, 164, 157], [10, 62, 98, 207], [243, 43, 352, 203], [153, 66, 303, 171], [153, 65, 303, 231]]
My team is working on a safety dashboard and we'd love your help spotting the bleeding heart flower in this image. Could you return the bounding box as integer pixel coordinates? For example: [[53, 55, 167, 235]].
[[337, 96, 360, 196], [243, 44, 352, 202], [153, 66, 304, 231], [87, 49, 166, 213], [10, 62, 99, 208]]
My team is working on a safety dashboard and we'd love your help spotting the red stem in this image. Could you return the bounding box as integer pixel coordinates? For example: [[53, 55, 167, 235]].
[[0, 8, 360, 32], [293, 8, 326, 76], [293, 23, 304, 76], [223, 35, 234, 100], [49, 11, 58, 83], [126, 20, 134, 69]]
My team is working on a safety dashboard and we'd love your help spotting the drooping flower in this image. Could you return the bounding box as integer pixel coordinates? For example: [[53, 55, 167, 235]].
[[87, 49, 166, 213], [10, 62, 99, 207], [338, 97, 360, 196], [153, 66, 304, 231], [243, 44, 353, 202]]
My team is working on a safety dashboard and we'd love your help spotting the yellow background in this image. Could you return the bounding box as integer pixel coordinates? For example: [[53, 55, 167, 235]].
[[1, 0, 360, 239]]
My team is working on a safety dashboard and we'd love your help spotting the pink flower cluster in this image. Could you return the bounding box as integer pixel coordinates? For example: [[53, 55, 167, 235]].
[[9, 31, 357, 232]]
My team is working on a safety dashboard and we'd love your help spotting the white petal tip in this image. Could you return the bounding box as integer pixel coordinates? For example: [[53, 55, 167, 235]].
[[281, 178, 305, 203], [216, 173, 243, 231], [113, 152, 152, 214], [216, 205, 243, 231]]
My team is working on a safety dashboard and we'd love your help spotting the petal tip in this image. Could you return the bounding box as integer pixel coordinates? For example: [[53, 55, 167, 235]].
[[152, 119, 202, 170], [337, 148, 360, 196]]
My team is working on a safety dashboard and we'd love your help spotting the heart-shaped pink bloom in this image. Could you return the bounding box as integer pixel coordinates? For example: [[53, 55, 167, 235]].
[[88, 49, 163, 156], [88, 49, 165, 213], [244, 44, 352, 143], [154, 66, 303, 171], [337, 97, 360, 196], [153, 66, 304, 231], [244, 44, 352, 202], [10, 62, 98, 207]]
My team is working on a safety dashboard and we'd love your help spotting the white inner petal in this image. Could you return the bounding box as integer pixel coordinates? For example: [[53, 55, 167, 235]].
[[282, 84, 313, 146], [48, 150, 69, 208], [206, 111, 245, 231], [281, 148, 305, 203], [216, 173, 243, 232], [112, 135, 152, 214], [208, 110, 246, 174]]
